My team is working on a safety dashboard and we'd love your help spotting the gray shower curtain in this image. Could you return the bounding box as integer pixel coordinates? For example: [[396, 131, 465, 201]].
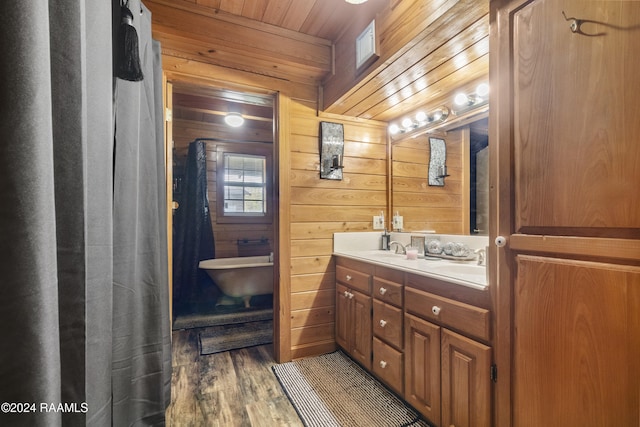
[[0, 1, 171, 426]]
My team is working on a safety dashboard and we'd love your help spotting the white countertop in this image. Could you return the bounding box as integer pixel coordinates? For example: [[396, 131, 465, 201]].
[[333, 249, 488, 291]]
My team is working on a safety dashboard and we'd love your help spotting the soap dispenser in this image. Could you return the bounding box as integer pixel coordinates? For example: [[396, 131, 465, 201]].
[[381, 229, 390, 251]]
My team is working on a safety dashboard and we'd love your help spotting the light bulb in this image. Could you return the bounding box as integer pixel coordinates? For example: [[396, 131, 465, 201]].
[[476, 83, 489, 97], [415, 111, 427, 122], [454, 93, 469, 106], [389, 124, 400, 135], [401, 118, 414, 129]]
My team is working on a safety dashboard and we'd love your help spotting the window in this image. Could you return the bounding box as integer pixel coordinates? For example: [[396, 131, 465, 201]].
[[223, 153, 266, 215], [216, 143, 272, 224]]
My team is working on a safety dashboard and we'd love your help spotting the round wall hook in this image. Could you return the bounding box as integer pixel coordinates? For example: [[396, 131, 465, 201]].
[[562, 11, 579, 33]]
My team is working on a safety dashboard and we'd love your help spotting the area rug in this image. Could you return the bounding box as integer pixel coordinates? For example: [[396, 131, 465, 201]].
[[174, 308, 273, 330], [199, 320, 273, 355], [272, 351, 430, 427]]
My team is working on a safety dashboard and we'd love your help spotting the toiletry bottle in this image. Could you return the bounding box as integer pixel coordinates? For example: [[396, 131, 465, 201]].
[[381, 229, 390, 250]]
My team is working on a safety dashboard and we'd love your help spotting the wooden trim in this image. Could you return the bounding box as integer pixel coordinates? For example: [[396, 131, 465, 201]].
[[509, 234, 640, 263], [490, 0, 517, 426], [386, 131, 392, 230], [165, 77, 174, 323], [461, 127, 471, 234], [275, 93, 292, 363]]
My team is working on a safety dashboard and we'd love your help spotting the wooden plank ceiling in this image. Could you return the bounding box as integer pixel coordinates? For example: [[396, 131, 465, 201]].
[[149, 0, 489, 126]]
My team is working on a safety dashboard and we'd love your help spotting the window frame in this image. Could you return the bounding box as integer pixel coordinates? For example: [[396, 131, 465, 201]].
[[215, 142, 273, 224]]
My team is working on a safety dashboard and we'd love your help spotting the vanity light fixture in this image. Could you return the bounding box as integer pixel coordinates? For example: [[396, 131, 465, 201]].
[[453, 82, 489, 110], [224, 112, 244, 127], [389, 107, 450, 139]]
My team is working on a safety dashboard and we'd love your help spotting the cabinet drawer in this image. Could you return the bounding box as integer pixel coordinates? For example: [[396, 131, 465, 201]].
[[373, 337, 404, 396], [373, 277, 403, 307], [405, 287, 490, 342], [336, 265, 371, 295], [373, 300, 403, 350]]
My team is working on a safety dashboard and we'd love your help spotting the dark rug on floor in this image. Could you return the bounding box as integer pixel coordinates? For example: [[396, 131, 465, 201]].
[[174, 308, 273, 330], [272, 351, 430, 427], [199, 320, 273, 355]]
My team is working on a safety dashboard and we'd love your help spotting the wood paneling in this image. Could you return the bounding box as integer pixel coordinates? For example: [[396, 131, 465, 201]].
[[323, 0, 490, 121], [289, 105, 387, 359]]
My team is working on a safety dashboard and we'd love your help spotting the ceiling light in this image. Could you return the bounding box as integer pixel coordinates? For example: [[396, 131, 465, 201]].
[[224, 112, 244, 127], [345, 0, 368, 3]]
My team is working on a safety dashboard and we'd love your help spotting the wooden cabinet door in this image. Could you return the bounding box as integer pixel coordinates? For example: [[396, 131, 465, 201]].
[[441, 329, 491, 427], [335, 283, 350, 351], [350, 288, 372, 370], [404, 313, 441, 425], [492, 0, 640, 425]]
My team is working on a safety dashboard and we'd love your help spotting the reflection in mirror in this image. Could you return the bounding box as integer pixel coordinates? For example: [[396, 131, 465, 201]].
[[391, 114, 488, 235], [468, 118, 488, 235]]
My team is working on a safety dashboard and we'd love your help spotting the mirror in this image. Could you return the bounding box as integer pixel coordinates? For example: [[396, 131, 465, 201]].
[[390, 114, 488, 235]]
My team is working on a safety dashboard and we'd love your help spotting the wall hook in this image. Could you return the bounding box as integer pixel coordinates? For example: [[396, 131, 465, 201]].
[[562, 11, 579, 33]]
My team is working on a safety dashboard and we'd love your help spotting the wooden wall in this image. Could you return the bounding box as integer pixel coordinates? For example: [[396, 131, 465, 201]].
[[288, 104, 388, 358]]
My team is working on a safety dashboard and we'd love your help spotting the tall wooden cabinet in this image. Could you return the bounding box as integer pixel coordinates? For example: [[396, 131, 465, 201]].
[[491, 0, 640, 425]]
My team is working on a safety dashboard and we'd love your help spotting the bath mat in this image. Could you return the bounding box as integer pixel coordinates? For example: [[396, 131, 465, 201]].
[[272, 351, 430, 427], [174, 308, 273, 330], [199, 320, 273, 355]]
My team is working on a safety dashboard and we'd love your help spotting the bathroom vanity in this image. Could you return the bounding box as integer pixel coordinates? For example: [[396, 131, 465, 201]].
[[334, 232, 492, 427]]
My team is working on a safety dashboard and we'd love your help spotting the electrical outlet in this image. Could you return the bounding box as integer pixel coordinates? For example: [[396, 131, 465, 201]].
[[373, 216, 385, 230], [392, 215, 403, 231]]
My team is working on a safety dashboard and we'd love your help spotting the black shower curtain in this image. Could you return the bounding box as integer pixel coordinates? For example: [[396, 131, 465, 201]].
[[0, 1, 171, 425], [173, 140, 216, 314]]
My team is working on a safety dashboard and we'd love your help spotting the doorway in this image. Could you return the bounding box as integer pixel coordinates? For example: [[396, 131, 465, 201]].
[[167, 80, 278, 345]]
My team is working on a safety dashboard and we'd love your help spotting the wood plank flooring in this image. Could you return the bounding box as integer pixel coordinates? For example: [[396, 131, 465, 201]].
[[166, 329, 303, 427]]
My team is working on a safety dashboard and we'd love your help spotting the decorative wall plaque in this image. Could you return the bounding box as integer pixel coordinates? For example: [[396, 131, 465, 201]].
[[428, 137, 448, 186], [319, 122, 344, 180]]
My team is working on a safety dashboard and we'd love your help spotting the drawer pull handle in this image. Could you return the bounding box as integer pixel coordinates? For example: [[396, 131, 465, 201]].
[[345, 275, 352, 281], [379, 319, 387, 328], [379, 287, 387, 295], [432, 305, 441, 316], [379, 360, 387, 369]]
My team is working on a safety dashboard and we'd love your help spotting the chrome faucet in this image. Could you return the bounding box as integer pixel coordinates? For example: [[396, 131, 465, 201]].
[[389, 241, 406, 254], [475, 248, 486, 266]]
